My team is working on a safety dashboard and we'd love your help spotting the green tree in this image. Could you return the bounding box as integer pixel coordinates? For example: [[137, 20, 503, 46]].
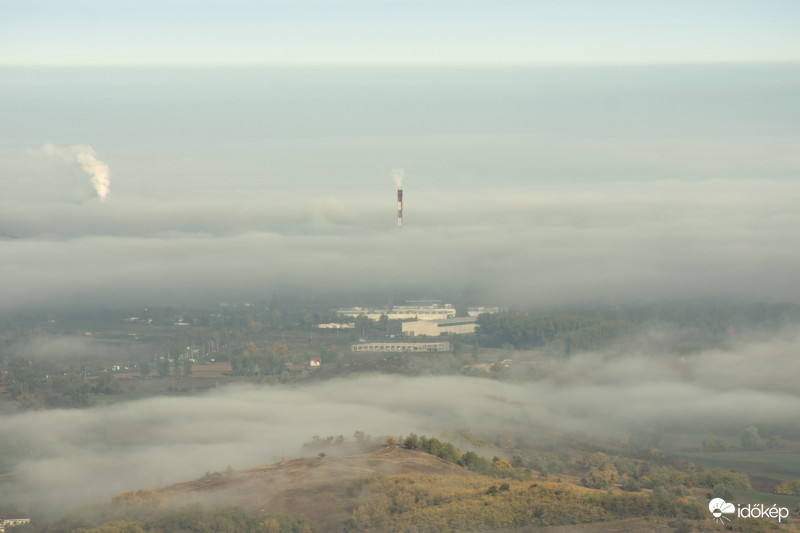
[[94, 373, 121, 394], [774, 480, 800, 496], [452, 341, 465, 358], [476, 311, 637, 351], [403, 433, 420, 449], [767, 435, 783, 449], [300, 311, 318, 327], [78, 522, 147, 533], [231, 354, 256, 376], [355, 315, 373, 335], [702, 433, 726, 451], [739, 426, 766, 450], [714, 485, 735, 500], [183, 359, 193, 377], [139, 361, 151, 379], [51, 372, 92, 406], [157, 359, 170, 378]]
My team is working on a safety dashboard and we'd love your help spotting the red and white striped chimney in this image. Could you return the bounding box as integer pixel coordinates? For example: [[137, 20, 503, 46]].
[[397, 189, 403, 228]]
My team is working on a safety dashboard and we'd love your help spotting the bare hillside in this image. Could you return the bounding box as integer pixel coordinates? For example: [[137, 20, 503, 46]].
[[153, 445, 477, 529]]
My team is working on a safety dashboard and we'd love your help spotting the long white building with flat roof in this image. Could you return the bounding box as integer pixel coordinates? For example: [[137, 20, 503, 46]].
[[351, 341, 450, 352], [402, 317, 477, 336], [336, 300, 456, 321], [467, 306, 501, 317]]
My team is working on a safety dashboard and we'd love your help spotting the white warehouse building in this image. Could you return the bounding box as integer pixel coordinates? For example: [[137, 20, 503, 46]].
[[467, 306, 501, 317], [351, 341, 450, 352], [335, 306, 390, 320], [402, 317, 477, 337], [336, 300, 456, 321], [389, 302, 456, 321]]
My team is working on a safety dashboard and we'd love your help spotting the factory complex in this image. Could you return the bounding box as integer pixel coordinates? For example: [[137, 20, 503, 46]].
[[336, 301, 503, 352]]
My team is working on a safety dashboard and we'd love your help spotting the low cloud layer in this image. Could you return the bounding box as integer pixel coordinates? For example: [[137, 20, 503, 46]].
[[2, 327, 800, 515], [1, 177, 799, 311], [1, 65, 798, 311]]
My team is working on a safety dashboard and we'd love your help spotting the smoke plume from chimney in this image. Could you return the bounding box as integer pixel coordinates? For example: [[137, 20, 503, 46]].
[[41, 143, 111, 202], [391, 168, 404, 188]]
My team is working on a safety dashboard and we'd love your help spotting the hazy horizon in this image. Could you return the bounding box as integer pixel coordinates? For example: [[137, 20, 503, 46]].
[[2, 64, 799, 312], [4, 0, 800, 66]]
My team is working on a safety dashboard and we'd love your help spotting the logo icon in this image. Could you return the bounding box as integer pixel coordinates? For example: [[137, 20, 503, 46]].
[[709, 498, 736, 523]]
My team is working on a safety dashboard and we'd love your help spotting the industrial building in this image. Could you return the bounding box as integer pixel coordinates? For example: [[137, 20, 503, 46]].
[[389, 301, 456, 320], [0, 513, 30, 532], [317, 322, 355, 329], [336, 300, 456, 321], [467, 306, 501, 317], [335, 306, 389, 320], [402, 317, 477, 337], [351, 341, 450, 352]]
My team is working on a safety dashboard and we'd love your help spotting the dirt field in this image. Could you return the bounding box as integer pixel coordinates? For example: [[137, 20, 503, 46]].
[[104, 362, 237, 398], [114, 362, 233, 380]]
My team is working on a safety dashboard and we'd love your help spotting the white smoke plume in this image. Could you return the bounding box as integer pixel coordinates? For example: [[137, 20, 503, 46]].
[[41, 143, 111, 201], [391, 168, 404, 188]]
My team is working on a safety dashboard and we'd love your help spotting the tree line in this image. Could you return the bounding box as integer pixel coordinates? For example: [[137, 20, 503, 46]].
[[26, 501, 314, 533], [475, 312, 638, 353]]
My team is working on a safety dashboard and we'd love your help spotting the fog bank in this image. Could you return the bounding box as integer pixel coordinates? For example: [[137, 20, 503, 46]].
[[2, 178, 799, 312], [3, 327, 799, 515]]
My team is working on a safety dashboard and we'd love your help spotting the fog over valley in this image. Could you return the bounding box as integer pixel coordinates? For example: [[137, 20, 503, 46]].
[[3, 324, 800, 516]]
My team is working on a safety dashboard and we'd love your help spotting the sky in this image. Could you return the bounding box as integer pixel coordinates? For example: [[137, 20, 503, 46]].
[[1, 2, 799, 312], [2, 0, 800, 66]]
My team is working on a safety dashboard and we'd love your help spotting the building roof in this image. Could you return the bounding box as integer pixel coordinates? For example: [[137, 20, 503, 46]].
[[432, 317, 477, 326], [0, 513, 29, 520]]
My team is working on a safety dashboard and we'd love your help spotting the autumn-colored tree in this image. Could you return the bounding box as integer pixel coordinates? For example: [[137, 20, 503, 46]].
[[774, 480, 800, 496], [702, 432, 726, 451], [269, 342, 287, 358]]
